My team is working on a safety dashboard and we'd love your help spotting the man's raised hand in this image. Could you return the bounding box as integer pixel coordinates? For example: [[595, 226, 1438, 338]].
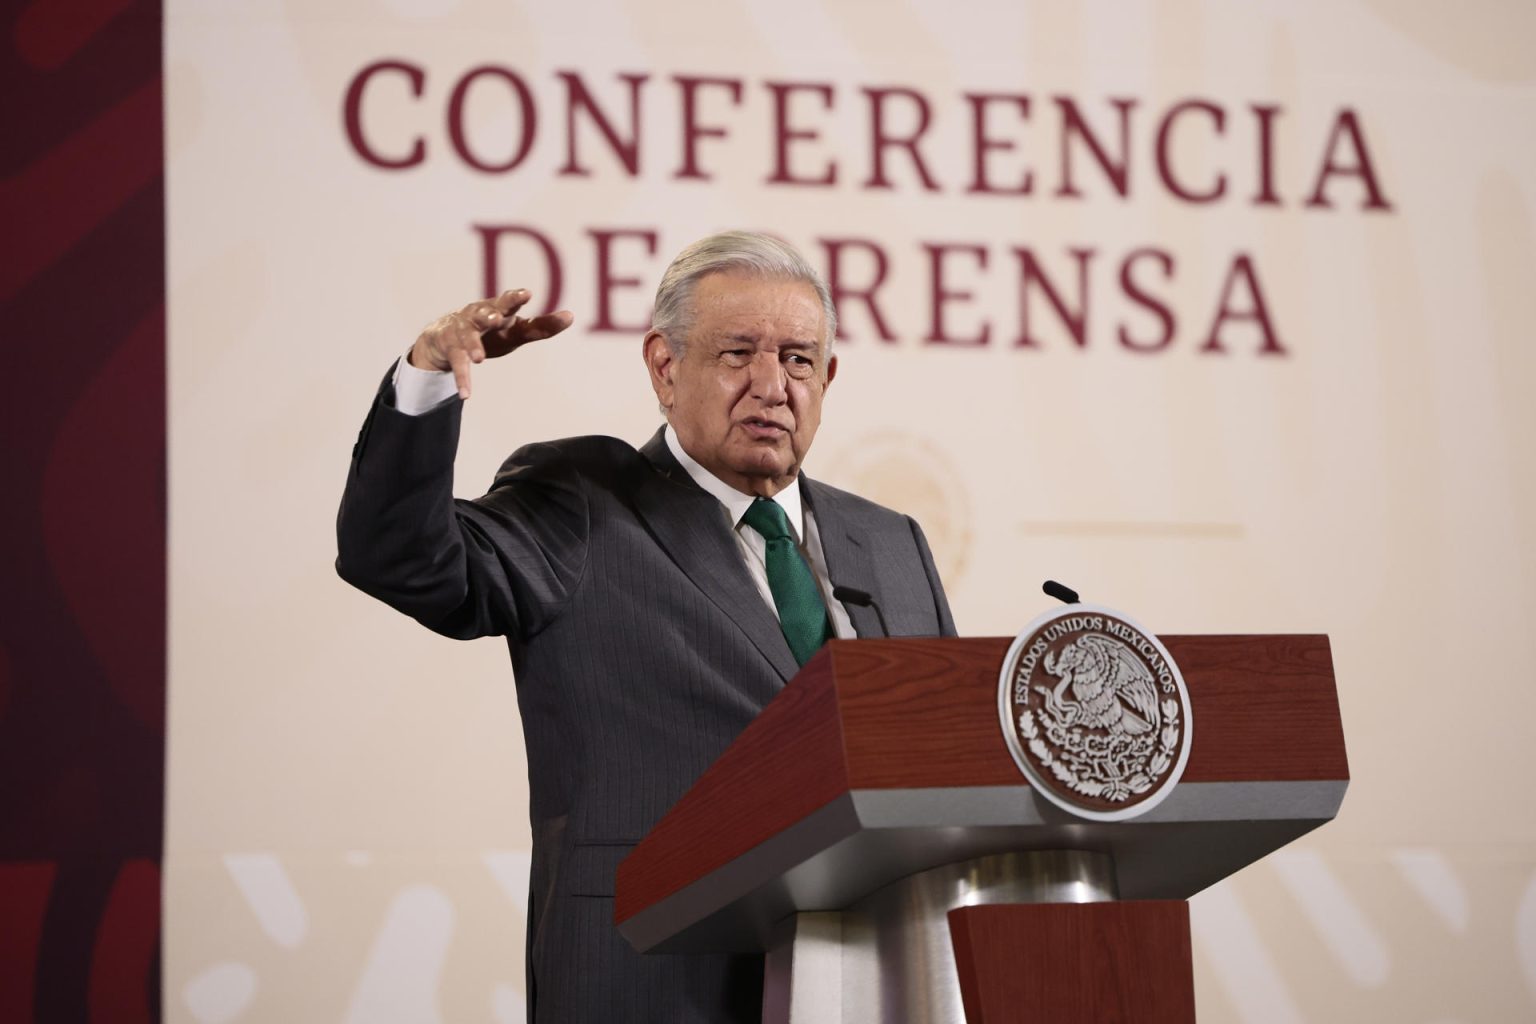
[[409, 289, 575, 399]]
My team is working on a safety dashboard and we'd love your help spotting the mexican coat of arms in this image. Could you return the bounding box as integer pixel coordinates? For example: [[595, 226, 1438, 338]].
[[997, 604, 1193, 821]]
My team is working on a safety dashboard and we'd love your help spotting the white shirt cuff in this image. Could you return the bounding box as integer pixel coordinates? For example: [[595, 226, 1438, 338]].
[[391, 349, 460, 416]]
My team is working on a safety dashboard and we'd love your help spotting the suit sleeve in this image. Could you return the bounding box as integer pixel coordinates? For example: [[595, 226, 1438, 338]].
[[335, 375, 589, 641], [907, 516, 959, 637]]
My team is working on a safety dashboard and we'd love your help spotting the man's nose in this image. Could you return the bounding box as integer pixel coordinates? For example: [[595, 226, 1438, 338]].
[[748, 352, 788, 403]]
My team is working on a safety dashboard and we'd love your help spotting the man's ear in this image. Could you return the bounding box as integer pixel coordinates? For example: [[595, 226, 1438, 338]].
[[643, 331, 675, 409], [824, 352, 838, 389]]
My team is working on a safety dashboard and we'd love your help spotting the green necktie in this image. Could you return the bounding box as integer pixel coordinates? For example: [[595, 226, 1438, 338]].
[[741, 498, 832, 665]]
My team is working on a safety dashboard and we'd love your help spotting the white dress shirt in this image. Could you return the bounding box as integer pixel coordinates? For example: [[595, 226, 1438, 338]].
[[391, 354, 855, 640]]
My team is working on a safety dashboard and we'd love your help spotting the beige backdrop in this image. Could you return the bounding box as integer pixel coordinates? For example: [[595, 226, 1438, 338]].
[[165, 0, 1536, 1020]]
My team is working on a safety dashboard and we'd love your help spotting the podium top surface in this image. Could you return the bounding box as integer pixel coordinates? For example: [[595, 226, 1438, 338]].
[[616, 634, 1347, 953]]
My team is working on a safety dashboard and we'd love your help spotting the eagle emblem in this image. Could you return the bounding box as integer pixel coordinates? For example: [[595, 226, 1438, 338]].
[[1039, 635, 1162, 737], [997, 605, 1193, 821]]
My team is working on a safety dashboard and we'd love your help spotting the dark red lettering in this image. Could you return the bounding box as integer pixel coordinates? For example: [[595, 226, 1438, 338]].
[[674, 75, 744, 181], [965, 93, 1033, 195], [1056, 97, 1134, 198], [448, 66, 537, 173], [474, 224, 563, 308], [820, 238, 895, 342], [863, 87, 940, 191], [343, 60, 426, 170], [1156, 100, 1226, 203], [923, 243, 989, 345], [1014, 247, 1092, 348], [1118, 248, 1176, 352], [590, 228, 659, 332], [1201, 253, 1285, 355], [765, 81, 837, 186], [558, 71, 647, 177], [1251, 104, 1281, 206], [1305, 108, 1393, 211]]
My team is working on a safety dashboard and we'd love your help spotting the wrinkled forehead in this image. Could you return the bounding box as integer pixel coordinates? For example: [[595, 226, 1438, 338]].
[[688, 271, 829, 347]]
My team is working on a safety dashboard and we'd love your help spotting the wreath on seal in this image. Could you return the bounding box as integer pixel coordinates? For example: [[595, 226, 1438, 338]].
[[1019, 699, 1181, 802]]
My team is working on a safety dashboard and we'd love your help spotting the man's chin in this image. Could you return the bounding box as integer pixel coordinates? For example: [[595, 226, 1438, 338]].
[[727, 451, 797, 488]]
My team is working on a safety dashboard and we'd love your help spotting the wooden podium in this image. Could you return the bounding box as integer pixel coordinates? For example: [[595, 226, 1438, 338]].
[[615, 636, 1348, 1023]]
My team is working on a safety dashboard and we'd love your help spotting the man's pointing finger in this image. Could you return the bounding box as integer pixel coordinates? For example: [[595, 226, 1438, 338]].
[[483, 309, 575, 354], [448, 346, 474, 399], [492, 288, 531, 316], [518, 310, 575, 341]]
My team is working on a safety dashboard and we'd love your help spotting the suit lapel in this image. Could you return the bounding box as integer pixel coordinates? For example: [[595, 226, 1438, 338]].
[[634, 429, 801, 683], [802, 478, 884, 639]]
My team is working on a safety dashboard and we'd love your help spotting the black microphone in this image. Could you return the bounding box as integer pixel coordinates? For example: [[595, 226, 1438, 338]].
[[832, 585, 890, 638], [1042, 579, 1081, 605]]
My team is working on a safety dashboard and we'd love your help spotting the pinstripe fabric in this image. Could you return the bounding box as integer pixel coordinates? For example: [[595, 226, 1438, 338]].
[[337, 374, 957, 1023]]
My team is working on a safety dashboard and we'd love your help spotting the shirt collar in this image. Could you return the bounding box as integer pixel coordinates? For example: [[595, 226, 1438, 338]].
[[664, 424, 805, 540]]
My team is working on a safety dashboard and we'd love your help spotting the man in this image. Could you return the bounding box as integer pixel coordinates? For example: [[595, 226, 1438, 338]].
[[337, 232, 956, 1022]]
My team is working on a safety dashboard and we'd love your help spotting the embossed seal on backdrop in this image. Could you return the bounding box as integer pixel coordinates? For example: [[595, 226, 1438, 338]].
[[997, 605, 1193, 821]]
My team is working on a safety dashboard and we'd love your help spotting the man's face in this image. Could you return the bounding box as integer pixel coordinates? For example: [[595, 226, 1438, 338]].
[[645, 272, 837, 497]]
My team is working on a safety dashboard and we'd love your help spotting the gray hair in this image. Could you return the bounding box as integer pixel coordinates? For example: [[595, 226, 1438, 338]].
[[650, 231, 838, 352]]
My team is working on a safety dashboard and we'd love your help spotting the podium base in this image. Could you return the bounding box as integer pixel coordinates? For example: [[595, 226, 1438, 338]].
[[950, 901, 1196, 1023], [762, 850, 1117, 1024]]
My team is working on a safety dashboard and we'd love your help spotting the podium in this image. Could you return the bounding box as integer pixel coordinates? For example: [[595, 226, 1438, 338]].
[[615, 636, 1348, 1023]]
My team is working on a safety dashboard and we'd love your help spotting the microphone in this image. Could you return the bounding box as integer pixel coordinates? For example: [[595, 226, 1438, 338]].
[[1042, 580, 1081, 605], [832, 585, 890, 638]]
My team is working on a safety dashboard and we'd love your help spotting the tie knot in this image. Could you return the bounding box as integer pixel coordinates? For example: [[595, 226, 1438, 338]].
[[742, 498, 793, 541]]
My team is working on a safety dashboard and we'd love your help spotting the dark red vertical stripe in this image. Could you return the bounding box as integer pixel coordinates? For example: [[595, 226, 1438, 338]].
[[0, 863, 58, 1022], [1, 1, 165, 1020], [89, 861, 161, 1024]]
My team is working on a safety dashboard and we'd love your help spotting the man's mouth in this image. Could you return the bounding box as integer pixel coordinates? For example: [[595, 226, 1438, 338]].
[[740, 418, 790, 439]]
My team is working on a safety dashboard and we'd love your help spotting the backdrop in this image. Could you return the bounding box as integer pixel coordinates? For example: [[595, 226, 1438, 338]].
[[4, 2, 164, 1020], [158, 1, 1534, 1020]]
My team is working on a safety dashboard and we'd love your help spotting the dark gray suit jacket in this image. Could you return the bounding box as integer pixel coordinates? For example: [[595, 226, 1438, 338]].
[[336, 376, 957, 1023]]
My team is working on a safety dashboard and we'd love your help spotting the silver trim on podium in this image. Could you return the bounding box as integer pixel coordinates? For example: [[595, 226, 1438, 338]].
[[619, 779, 1346, 954], [763, 850, 1118, 1024]]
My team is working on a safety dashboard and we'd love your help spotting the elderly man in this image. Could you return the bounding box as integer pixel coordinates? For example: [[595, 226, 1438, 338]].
[[337, 232, 956, 1022]]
